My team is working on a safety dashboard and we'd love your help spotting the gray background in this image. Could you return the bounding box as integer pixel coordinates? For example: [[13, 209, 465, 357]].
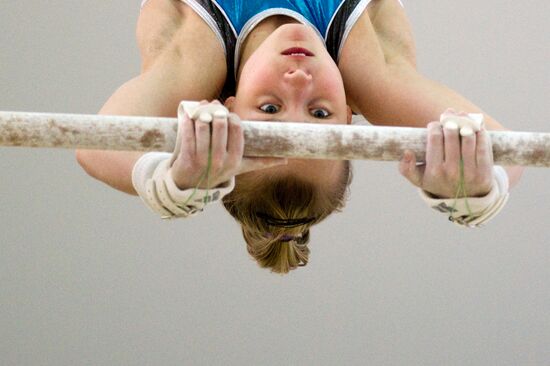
[[1, 1, 548, 365]]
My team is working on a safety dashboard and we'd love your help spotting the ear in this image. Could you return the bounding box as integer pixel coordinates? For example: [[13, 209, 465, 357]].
[[346, 105, 353, 125], [224, 96, 236, 111]]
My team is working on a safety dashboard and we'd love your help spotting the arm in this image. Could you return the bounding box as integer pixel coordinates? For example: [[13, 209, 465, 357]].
[[76, 1, 227, 195], [338, 0, 523, 188]]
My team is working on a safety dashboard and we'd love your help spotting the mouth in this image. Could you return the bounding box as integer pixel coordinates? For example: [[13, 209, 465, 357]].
[[281, 47, 315, 57]]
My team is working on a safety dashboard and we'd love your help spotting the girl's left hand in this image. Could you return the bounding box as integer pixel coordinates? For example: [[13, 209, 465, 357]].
[[399, 112, 494, 198], [171, 100, 288, 190]]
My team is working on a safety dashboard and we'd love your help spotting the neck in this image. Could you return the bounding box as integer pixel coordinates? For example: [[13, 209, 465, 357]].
[[237, 16, 300, 78]]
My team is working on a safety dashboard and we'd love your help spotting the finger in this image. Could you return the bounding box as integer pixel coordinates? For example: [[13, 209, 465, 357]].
[[226, 113, 244, 166], [193, 100, 212, 123], [238, 157, 289, 175], [211, 109, 228, 169], [426, 121, 444, 166], [441, 108, 457, 120], [445, 108, 457, 114], [180, 112, 196, 159], [476, 128, 494, 171], [195, 117, 212, 167], [460, 128, 477, 172], [443, 121, 460, 166], [398, 150, 424, 187]]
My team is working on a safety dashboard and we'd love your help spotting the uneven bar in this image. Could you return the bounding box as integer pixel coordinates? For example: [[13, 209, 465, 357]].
[[1, 111, 549, 167]]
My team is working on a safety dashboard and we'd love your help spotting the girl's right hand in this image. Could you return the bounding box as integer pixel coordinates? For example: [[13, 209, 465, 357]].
[[399, 113, 494, 199], [171, 100, 288, 190]]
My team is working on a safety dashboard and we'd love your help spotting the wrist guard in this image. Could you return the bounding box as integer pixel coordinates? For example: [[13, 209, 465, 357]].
[[131, 101, 235, 219], [419, 166, 510, 228]]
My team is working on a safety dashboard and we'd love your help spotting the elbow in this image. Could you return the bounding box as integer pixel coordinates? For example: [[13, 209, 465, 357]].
[[76, 149, 92, 176], [75, 149, 98, 179], [75, 149, 139, 196], [76, 149, 111, 188]]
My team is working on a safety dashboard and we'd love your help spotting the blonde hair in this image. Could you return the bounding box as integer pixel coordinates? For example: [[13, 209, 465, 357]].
[[222, 161, 353, 274]]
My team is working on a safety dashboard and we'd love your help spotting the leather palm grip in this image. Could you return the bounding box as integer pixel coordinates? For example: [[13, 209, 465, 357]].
[[419, 166, 510, 228]]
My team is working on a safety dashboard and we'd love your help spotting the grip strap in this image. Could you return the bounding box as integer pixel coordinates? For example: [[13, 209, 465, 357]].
[[131, 101, 235, 219]]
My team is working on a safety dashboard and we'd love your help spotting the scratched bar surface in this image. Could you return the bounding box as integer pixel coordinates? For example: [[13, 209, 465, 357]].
[[1, 111, 549, 167]]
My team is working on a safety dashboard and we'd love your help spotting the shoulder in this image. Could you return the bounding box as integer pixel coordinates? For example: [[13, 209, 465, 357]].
[[366, 0, 416, 65], [137, 0, 224, 70], [340, 0, 415, 66], [337, 0, 417, 121]]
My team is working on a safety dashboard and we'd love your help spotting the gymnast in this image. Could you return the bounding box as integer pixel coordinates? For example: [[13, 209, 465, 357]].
[[76, 0, 524, 274]]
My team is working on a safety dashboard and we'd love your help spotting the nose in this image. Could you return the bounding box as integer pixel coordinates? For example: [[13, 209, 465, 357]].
[[283, 69, 312, 89]]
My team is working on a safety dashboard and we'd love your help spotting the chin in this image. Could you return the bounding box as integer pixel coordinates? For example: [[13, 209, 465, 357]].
[[278, 23, 319, 41]]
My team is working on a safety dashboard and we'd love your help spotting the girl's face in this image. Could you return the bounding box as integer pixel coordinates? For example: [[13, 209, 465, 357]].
[[230, 23, 350, 126], [226, 23, 351, 186]]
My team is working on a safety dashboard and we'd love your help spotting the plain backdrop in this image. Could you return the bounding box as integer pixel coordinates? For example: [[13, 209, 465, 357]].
[[1, 1, 548, 365]]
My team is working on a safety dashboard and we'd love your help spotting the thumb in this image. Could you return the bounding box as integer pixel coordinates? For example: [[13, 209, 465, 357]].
[[237, 157, 289, 175], [399, 150, 424, 187]]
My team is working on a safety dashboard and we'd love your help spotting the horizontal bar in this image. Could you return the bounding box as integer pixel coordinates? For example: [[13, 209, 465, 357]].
[[1, 111, 549, 167]]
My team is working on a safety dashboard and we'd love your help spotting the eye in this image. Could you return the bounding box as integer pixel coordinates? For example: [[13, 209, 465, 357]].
[[259, 104, 280, 114], [310, 108, 331, 119]]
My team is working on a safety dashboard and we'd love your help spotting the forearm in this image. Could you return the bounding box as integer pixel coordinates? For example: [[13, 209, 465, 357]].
[[358, 62, 524, 188], [76, 50, 224, 195], [76, 74, 159, 196]]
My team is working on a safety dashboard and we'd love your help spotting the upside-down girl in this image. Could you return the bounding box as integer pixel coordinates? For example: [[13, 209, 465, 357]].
[[76, 0, 523, 274]]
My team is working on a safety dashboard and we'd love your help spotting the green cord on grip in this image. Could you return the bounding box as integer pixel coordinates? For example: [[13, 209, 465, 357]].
[[449, 158, 472, 221], [182, 136, 213, 207]]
